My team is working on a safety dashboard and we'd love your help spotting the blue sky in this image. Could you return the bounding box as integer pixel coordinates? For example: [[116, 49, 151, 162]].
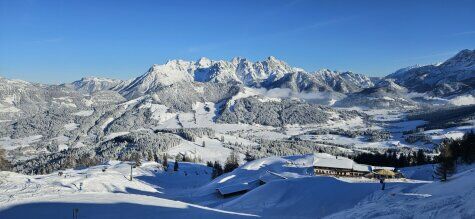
[[1, 0, 474, 84]]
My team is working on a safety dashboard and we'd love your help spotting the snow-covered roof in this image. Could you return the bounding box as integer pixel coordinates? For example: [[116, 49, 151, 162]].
[[372, 166, 395, 171], [217, 183, 249, 195], [259, 171, 287, 184], [353, 164, 372, 172], [312, 153, 372, 172], [374, 169, 396, 176], [216, 180, 260, 195], [314, 157, 353, 169]]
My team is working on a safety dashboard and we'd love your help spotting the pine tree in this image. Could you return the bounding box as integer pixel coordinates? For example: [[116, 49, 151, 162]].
[[434, 142, 456, 181], [460, 131, 475, 164], [153, 153, 159, 163], [162, 154, 168, 171], [206, 161, 213, 168], [212, 161, 223, 179], [174, 160, 179, 172], [224, 151, 239, 173]]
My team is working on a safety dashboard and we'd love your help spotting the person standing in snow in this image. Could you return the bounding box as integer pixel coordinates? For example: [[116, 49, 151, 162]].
[[380, 178, 385, 190]]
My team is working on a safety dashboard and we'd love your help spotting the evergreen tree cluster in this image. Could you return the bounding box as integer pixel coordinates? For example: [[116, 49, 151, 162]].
[[407, 105, 475, 130], [154, 128, 215, 142], [224, 151, 240, 173], [445, 131, 475, 164], [305, 128, 391, 142], [209, 161, 223, 179], [207, 151, 240, 179], [434, 131, 475, 181], [354, 149, 433, 168]]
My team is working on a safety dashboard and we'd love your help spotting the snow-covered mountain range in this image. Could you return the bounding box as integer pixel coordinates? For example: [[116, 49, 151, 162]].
[[67, 49, 473, 103], [69, 56, 376, 97], [387, 49, 475, 97]]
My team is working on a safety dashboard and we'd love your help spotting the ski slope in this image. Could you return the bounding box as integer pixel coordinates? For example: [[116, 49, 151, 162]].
[[0, 155, 474, 218]]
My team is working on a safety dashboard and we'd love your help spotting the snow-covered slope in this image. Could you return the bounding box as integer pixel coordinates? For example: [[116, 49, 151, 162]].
[[327, 165, 475, 218], [119, 61, 196, 98], [335, 79, 417, 109], [69, 77, 130, 93], [1, 154, 474, 219], [0, 161, 257, 219], [387, 49, 475, 97], [2, 49, 475, 180]]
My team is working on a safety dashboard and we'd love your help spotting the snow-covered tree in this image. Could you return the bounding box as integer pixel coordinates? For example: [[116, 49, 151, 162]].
[[224, 151, 239, 173], [0, 148, 11, 171], [244, 151, 256, 162]]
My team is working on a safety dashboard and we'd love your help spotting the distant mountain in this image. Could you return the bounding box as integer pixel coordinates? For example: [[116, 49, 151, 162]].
[[0, 76, 125, 119], [313, 69, 375, 93], [3, 50, 474, 118], [69, 77, 130, 93], [387, 49, 475, 97], [68, 56, 374, 97], [335, 79, 416, 109]]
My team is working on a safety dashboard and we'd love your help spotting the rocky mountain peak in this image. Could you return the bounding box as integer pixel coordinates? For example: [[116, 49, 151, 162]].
[[440, 49, 475, 71], [197, 57, 212, 67]]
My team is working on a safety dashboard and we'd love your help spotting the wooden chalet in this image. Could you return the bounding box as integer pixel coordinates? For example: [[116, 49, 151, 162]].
[[313, 153, 372, 177]]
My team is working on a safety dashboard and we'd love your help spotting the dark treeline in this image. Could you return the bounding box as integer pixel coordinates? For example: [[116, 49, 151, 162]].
[[207, 151, 240, 179], [434, 131, 475, 181], [353, 149, 434, 168], [407, 105, 475, 130]]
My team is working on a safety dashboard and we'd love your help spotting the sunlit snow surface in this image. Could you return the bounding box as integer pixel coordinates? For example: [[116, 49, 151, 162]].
[[1, 155, 473, 218]]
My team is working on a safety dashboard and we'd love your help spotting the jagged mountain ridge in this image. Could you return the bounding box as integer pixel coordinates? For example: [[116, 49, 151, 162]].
[[1, 49, 473, 118], [69, 56, 375, 97]]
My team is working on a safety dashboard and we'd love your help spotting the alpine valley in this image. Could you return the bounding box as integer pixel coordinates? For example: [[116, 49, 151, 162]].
[[0, 49, 474, 218]]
